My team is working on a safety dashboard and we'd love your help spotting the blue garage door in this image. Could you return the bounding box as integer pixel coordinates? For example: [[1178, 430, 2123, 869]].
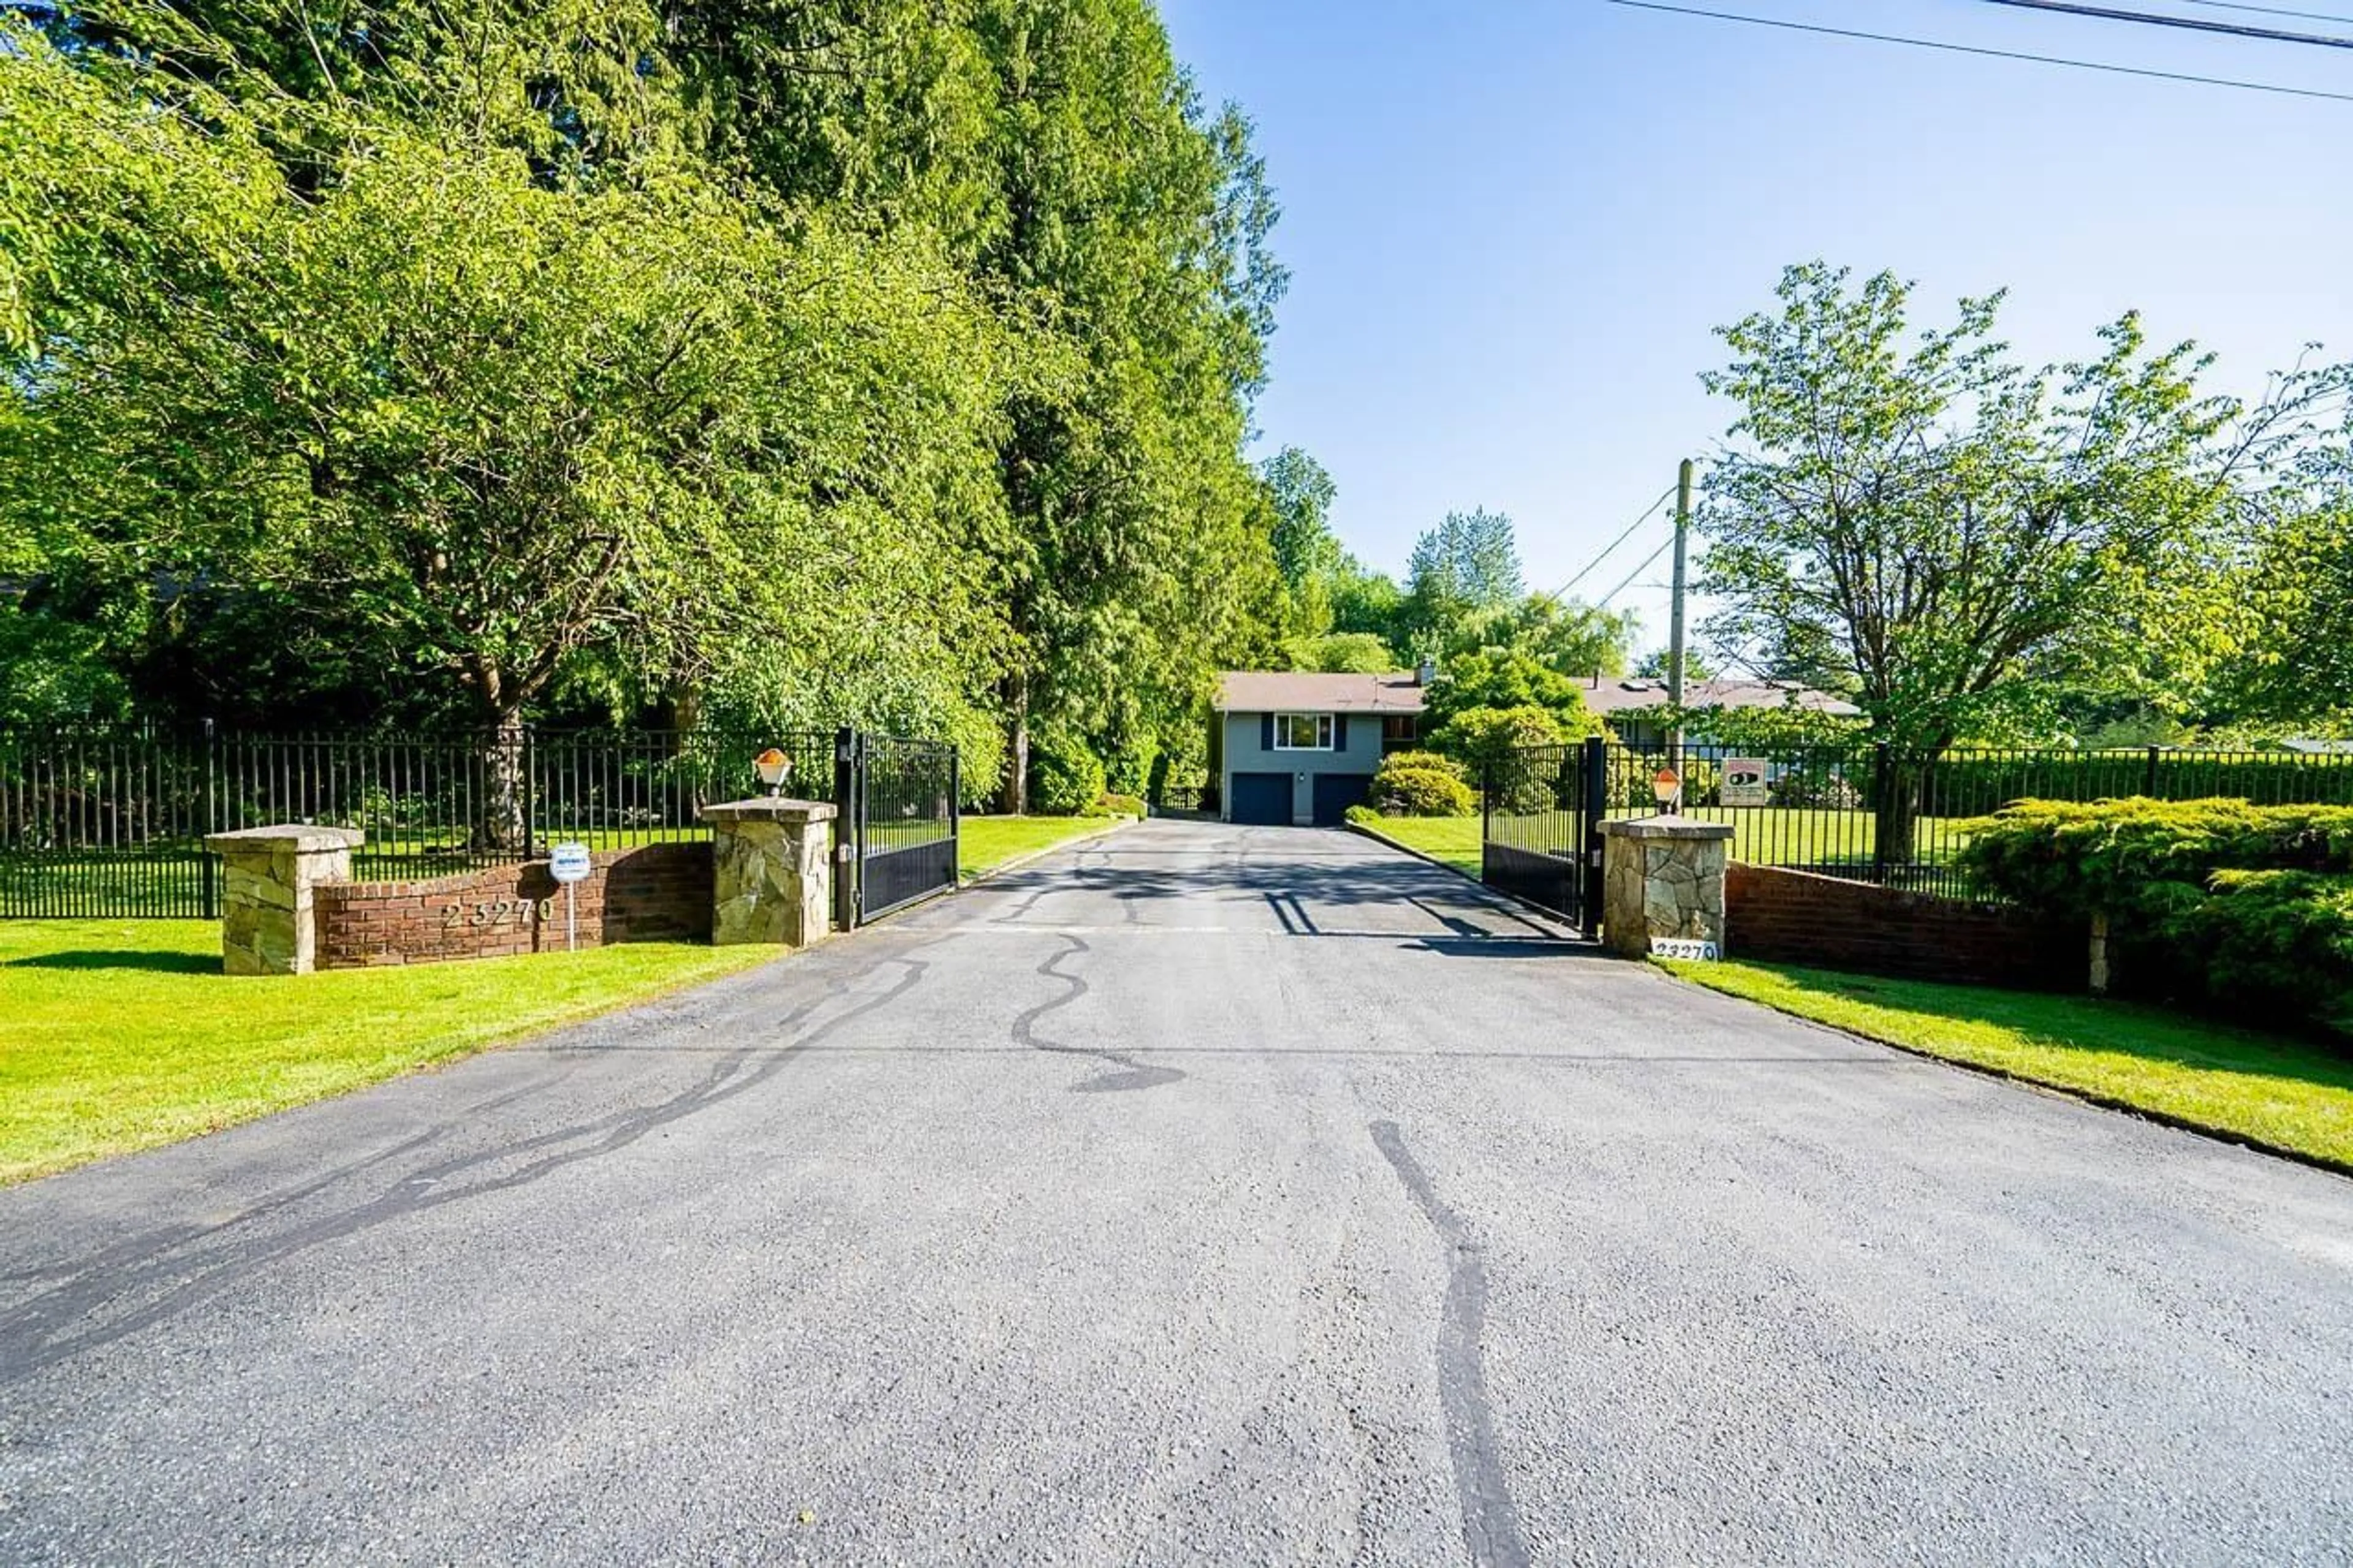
[[1310, 773, 1373, 826], [1229, 771, 1293, 825]]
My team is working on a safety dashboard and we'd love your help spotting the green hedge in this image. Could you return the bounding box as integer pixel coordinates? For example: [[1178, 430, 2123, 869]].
[[1958, 798, 2353, 924], [2187, 872, 2353, 1027], [1960, 798, 2353, 1026]]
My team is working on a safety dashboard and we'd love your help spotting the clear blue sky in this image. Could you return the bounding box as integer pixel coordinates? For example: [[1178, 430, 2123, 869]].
[[1158, 0, 2353, 657]]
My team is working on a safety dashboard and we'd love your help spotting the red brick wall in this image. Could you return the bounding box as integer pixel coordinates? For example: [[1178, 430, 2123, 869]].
[[1727, 862, 2085, 990], [313, 843, 713, 969]]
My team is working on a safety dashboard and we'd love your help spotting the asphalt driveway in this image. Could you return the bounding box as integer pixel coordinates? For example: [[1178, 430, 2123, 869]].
[[4, 820, 2352, 1563]]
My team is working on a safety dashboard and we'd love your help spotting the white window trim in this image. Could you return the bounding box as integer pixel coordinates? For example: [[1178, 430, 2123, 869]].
[[1273, 712, 1336, 751]]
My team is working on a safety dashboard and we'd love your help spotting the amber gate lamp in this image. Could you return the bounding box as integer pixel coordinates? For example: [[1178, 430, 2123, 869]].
[[1651, 766, 1682, 814], [755, 747, 792, 797]]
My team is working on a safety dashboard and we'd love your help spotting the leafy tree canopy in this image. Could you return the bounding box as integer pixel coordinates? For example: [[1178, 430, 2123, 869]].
[[1697, 262, 2344, 752]]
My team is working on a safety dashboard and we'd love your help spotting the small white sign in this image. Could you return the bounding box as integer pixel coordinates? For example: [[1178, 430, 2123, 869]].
[[1721, 759, 1770, 808], [1651, 938, 1721, 961], [548, 842, 593, 884]]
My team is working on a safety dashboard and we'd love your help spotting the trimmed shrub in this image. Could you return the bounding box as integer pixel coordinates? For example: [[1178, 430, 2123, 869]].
[[1370, 765, 1474, 818], [1027, 730, 1107, 817], [1378, 749, 1469, 785], [2178, 871, 2353, 1026], [1343, 803, 1383, 827], [1958, 798, 2353, 924], [1087, 792, 1147, 819], [1958, 798, 2353, 1028]]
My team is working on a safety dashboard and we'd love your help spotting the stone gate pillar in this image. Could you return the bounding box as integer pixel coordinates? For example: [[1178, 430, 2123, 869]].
[[1597, 817, 1734, 960], [203, 824, 363, 975], [701, 798, 836, 948]]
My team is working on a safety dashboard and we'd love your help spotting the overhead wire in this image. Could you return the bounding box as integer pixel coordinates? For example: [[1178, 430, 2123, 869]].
[[2176, 0, 2353, 25], [1971, 0, 2353, 49], [1531, 483, 1677, 610], [1593, 536, 1678, 612], [1604, 0, 2353, 102]]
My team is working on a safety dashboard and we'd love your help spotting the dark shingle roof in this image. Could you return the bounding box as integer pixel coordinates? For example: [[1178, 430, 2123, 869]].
[[1216, 672, 1428, 714]]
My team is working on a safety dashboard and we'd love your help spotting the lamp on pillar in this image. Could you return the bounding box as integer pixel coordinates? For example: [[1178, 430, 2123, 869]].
[[1651, 765, 1683, 816], [755, 747, 792, 798]]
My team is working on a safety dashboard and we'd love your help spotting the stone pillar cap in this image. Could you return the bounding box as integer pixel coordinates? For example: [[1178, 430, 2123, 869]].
[[205, 824, 365, 854], [701, 797, 839, 824], [1599, 816, 1735, 841]]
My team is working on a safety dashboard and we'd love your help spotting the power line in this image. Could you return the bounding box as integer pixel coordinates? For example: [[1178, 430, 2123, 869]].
[[2178, 0, 2353, 26], [1594, 536, 1678, 612], [1605, 0, 2353, 102], [1533, 484, 1677, 610], [1973, 0, 2353, 49]]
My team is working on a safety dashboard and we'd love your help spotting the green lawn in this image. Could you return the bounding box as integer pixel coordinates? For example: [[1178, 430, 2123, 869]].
[[0, 921, 775, 1185], [1661, 958, 2353, 1172], [958, 813, 1132, 879], [1351, 815, 1483, 879]]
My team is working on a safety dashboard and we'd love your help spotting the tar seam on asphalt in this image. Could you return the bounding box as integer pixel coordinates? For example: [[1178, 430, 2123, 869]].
[[1007, 934, 1186, 1094], [0, 945, 946, 1381], [1370, 1119, 1531, 1568]]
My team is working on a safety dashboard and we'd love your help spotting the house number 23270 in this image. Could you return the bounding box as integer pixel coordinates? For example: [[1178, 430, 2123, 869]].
[[441, 898, 551, 930]]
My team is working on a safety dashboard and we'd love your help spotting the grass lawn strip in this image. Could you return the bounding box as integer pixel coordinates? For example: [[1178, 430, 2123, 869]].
[[957, 814, 1136, 881], [1661, 958, 2353, 1176], [0, 921, 774, 1185], [1348, 816, 1482, 880]]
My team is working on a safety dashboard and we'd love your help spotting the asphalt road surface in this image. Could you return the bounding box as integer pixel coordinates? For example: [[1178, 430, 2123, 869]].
[[6, 820, 2353, 1564]]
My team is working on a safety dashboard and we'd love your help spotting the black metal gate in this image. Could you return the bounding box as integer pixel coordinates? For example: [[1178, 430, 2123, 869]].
[[1481, 736, 1605, 934], [834, 729, 960, 927]]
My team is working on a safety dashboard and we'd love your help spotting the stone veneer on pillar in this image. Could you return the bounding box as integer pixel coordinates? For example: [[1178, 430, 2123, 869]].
[[700, 798, 837, 948], [202, 824, 363, 975], [1597, 816, 1735, 960]]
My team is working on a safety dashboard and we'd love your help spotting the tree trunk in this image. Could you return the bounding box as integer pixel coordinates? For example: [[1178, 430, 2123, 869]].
[[477, 712, 529, 856], [1871, 746, 1927, 882], [999, 671, 1030, 816]]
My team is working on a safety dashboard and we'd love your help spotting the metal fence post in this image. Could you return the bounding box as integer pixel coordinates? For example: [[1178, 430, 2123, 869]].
[[833, 727, 859, 931], [1580, 735, 1608, 941], [1479, 760, 1493, 887], [949, 748, 962, 888], [522, 724, 538, 861], [2144, 744, 2161, 798], [1871, 742, 1895, 880], [201, 718, 219, 919]]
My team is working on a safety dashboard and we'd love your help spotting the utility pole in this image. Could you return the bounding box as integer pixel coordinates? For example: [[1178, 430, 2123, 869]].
[[1667, 458, 1693, 768]]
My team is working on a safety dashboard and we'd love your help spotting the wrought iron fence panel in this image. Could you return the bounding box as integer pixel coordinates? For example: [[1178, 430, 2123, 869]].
[[844, 733, 958, 924], [1550, 741, 2353, 905], [0, 725, 925, 920]]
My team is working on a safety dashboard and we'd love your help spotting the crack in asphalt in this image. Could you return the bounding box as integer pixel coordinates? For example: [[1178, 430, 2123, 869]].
[[0, 946, 946, 1381], [1371, 1118, 1529, 1568], [1009, 935, 1186, 1094]]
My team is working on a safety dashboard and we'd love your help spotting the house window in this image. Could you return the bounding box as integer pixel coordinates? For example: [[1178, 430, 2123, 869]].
[[1274, 713, 1335, 751], [1381, 714, 1418, 751]]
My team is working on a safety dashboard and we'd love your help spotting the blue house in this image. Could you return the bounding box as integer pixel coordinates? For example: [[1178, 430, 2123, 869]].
[[1210, 670, 1430, 825]]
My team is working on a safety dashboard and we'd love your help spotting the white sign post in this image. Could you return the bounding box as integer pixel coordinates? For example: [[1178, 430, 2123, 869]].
[[548, 841, 593, 951]]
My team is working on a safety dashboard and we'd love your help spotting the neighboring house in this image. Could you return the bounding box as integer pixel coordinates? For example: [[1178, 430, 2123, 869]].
[[1580, 676, 1860, 751], [1211, 670, 1430, 826]]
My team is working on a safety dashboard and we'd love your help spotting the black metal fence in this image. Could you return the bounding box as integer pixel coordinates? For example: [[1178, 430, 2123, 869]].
[[1585, 741, 2353, 902], [0, 725, 883, 920]]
